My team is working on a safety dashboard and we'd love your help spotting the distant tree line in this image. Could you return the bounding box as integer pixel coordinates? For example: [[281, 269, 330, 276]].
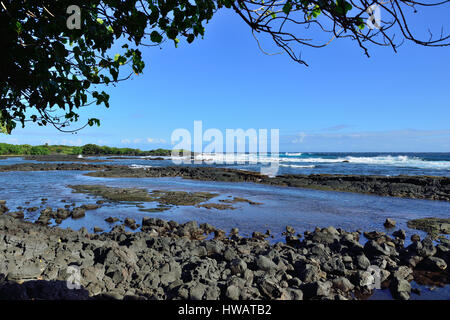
[[0, 143, 172, 156]]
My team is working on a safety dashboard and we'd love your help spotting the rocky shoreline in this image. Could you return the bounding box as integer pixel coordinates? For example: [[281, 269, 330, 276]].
[[22, 155, 106, 162], [87, 166, 450, 201], [0, 162, 119, 172], [0, 163, 448, 201], [0, 211, 448, 300]]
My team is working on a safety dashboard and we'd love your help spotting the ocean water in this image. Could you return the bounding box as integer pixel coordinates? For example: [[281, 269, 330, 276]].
[[46, 152, 450, 177], [0, 170, 448, 242], [0, 153, 449, 299], [2, 152, 450, 176], [0, 153, 449, 236], [0, 153, 448, 234]]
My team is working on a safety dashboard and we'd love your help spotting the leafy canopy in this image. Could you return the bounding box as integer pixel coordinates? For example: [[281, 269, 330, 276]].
[[1, 0, 448, 132], [1, 0, 216, 132]]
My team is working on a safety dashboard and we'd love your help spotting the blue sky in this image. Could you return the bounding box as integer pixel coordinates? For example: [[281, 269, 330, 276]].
[[2, 6, 450, 152]]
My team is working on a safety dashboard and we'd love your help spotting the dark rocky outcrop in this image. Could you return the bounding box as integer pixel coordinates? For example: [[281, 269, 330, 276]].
[[1, 164, 448, 201], [85, 166, 450, 201], [407, 218, 450, 236], [0, 215, 448, 301]]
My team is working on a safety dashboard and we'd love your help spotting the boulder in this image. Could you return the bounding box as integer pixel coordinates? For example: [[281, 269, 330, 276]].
[[105, 217, 119, 223], [390, 277, 411, 300], [71, 207, 86, 219], [393, 266, 412, 280], [285, 226, 295, 234], [189, 283, 206, 300], [356, 254, 371, 270], [7, 262, 44, 281], [258, 276, 282, 299], [298, 264, 321, 283], [384, 218, 396, 228], [311, 230, 339, 245], [229, 259, 247, 275], [332, 277, 354, 293], [417, 237, 437, 257], [420, 256, 447, 271], [225, 285, 240, 300], [0, 204, 8, 214], [364, 240, 392, 257], [7, 211, 24, 219], [256, 256, 277, 272], [56, 208, 71, 220], [392, 229, 406, 240], [302, 281, 332, 299], [81, 204, 100, 210]]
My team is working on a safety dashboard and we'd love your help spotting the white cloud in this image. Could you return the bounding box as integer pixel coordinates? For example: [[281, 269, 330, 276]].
[[281, 129, 450, 152], [321, 124, 354, 132], [0, 137, 20, 144], [292, 132, 307, 144], [147, 138, 166, 144], [61, 138, 83, 146]]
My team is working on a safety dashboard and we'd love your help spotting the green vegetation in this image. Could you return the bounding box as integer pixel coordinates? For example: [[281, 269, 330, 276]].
[[0, 143, 52, 155], [2, 1, 447, 132], [0, 114, 9, 134], [81, 144, 173, 156], [0, 143, 173, 156]]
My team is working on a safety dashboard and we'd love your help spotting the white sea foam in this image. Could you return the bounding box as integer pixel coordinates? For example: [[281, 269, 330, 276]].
[[193, 153, 276, 164], [190, 153, 450, 170], [280, 164, 316, 169], [284, 152, 303, 156], [344, 155, 450, 169], [279, 155, 450, 169], [129, 164, 153, 169], [140, 156, 172, 160]]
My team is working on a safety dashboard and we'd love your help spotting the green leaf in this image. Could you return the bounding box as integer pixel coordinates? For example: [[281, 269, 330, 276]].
[[187, 34, 195, 44], [335, 0, 352, 15], [15, 21, 23, 34], [312, 6, 321, 18], [150, 31, 163, 43], [282, 2, 292, 15], [167, 28, 178, 40]]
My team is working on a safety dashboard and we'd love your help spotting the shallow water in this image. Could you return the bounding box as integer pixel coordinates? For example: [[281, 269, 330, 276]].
[[368, 281, 450, 300], [0, 160, 449, 300], [0, 170, 448, 244], [2, 152, 450, 177]]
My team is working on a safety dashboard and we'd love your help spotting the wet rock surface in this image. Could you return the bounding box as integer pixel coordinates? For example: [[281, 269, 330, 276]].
[[23, 155, 104, 162], [69, 185, 220, 208], [407, 218, 450, 236], [1, 163, 448, 201], [85, 166, 450, 201], [0, 163, 118, 172], [0, 213, 448, 300]]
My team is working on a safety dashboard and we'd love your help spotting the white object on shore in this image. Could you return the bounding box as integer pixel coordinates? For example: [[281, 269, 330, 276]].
[[77, 154, 83, 159]]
